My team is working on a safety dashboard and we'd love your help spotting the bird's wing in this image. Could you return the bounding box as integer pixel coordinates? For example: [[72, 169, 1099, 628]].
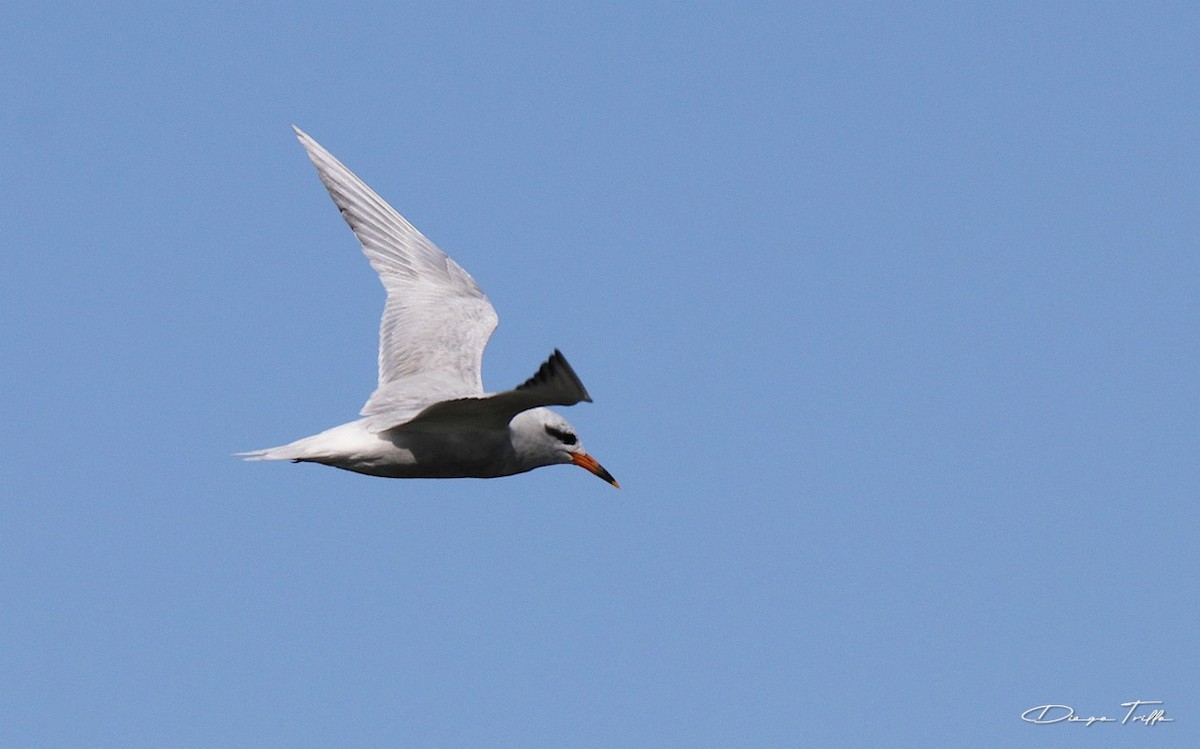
[[395, 350, 593, 433], [293, 127, 499, 428]]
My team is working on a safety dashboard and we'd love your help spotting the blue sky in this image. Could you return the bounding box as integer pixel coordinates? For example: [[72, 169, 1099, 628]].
[[2, 2, 1196, 746]]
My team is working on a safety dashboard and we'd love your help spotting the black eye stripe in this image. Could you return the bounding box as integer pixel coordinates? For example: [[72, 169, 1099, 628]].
[[544, 426, 578, 445]]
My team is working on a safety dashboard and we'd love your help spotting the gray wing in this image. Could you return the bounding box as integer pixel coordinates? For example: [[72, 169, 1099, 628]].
[[293, 127, 499, 429]]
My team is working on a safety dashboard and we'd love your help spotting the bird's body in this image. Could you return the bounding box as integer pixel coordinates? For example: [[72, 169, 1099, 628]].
[[247, 408, 578, 480], [241, 127, 617, 487]]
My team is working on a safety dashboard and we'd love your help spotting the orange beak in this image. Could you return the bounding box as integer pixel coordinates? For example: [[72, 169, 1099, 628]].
[[570, 452, 620, 488]]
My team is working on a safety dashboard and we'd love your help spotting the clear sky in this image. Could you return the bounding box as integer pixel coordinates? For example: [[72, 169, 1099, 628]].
[[2, 2, 1196, 746]]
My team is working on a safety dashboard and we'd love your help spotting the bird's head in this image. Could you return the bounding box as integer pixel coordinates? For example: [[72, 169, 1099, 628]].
[[512, 409, 619, 488]]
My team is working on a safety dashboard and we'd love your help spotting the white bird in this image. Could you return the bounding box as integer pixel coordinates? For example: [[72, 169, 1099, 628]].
[[240, 127, 617, 487]]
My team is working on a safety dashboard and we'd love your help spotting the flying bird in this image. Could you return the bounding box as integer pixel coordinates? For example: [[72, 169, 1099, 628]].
[[240, 127, 617, 487]]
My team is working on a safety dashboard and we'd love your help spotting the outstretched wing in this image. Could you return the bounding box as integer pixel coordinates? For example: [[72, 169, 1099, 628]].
[[397, 350, 594, 433], [293, 127, 499, 426]]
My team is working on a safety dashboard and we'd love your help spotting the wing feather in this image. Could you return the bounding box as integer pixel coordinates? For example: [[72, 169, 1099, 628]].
[[292, 127, 499, 427], [396, 350, 594, 433]]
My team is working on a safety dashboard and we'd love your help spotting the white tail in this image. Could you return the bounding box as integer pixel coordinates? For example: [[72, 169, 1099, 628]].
[[237, 433, 325, 462], [237, 446, 299, 462], [238, 421, 379, 464]]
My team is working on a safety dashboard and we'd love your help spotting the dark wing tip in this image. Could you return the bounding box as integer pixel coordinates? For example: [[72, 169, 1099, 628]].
[[516, 349, 593, 404]]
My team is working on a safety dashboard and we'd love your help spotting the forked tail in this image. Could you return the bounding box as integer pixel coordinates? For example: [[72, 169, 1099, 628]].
[[236, 434, 323, 462], [236, 446, 298, 462]]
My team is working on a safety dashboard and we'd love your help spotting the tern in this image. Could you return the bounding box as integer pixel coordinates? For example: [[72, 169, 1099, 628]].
[[240, 127, 618, 487]]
